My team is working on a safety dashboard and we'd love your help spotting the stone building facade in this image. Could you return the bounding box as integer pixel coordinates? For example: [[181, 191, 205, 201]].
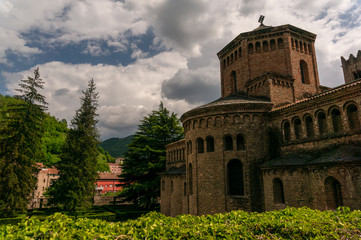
[[160, 22, 361, 216], [30, 163, 59, 209]]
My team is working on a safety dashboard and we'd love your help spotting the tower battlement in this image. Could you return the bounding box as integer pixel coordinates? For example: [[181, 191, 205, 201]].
[[341, 50, 361, 83]]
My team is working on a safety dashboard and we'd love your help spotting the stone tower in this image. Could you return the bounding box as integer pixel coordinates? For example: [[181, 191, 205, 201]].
[[341, 50, 361, 84], [217, 24, 321, 107]]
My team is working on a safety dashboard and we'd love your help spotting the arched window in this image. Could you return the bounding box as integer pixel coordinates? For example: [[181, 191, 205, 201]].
[[347, 104, 360, 130], [206, 136, 215, 152], [227, 159, 244, 196], [231, 53, 234, 63], [300, 60, 310, 84], [295, 40, 299, 50], [263, 41, 269, 52], [331, 108, 343, 133], [171, 180, 174, 193], [299, 41, 303, 51], [283, 121, 291, 142], [162, 180, 165, 191], [224, 135, 233, 151], [236, 134, 245, 150], [308, 44, 312, 54], [223, 59, 226, 69], [291, 38, 294, 48], [231, 71, 237, 94], [293, 118, 302, 139], [273, 178, 285, 204], [303, 43, 307, 53], [270, 39, 276, 50], [227, 56, 230, 66], [234, 50, 237, 60], [215, 116, 222, 127], [207, 118, 213, 128], [277, 38, 284, 49], [325, 176, 342, 209], [305, 116, 314, 138], [239, 47, 242, 58], [189, 140, 192, 154], [255, 42, 261, 53], [197, 138, 204, 153], [317, 112, 327, 135], [248, 43, 254, 54], [193, 120, 197, 129], [188, 163, 193, 195]]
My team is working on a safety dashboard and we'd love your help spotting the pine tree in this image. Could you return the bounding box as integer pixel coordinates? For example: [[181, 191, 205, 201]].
[[48, 79, 100, 211], [0, 68, 47, 216], [119, 103, 183, 209]]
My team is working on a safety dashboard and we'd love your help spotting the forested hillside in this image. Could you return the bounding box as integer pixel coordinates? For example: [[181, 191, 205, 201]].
[[0, 94, 112, 170], [99, 135, 134, 158]]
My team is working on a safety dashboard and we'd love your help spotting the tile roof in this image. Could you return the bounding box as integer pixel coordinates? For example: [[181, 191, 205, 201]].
[[98, 172, 120, 180], [262, 145, 361, 168]]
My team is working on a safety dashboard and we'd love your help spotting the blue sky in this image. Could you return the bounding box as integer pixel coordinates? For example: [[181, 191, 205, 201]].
[[0, 0, 361, 140]]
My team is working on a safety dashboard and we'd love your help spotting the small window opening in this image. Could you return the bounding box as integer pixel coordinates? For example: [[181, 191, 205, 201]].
[[197, 138, 204, 153], [317, 112, 327, 135], [331, 109, 343, 133], [273, 178, 285, 204], [224, 135, 233, 151], [347, 104, 360, 130], [206, 136, 215, 152], [236, 134, 245, 150]]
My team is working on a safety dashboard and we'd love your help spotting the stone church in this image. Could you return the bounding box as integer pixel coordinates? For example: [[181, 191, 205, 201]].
[[160, 21, 361, 216]]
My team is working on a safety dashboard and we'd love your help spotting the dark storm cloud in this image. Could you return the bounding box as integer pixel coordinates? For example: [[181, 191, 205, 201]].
[[54, 88, 70, 96], [239, 0, 266, 16], [151, 0, 223, 55], [161, 68, 220, 104]]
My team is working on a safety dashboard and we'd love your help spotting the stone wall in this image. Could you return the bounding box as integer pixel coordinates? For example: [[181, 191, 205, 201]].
[[262, 164, 361, 211]]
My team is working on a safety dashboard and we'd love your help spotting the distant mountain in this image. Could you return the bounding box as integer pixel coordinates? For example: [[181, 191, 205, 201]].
[[99, 135, 134, 158]]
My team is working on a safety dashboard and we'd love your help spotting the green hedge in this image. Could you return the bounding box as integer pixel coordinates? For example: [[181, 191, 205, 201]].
[[0, 215, 26, 225], [1, 207, 361, 239]]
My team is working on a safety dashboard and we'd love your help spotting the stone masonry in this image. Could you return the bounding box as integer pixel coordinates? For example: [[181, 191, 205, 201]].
[[160, 21, 361, 216]]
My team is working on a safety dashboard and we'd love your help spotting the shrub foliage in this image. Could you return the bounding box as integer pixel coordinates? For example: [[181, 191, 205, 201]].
[[1, 207, 361, 239]]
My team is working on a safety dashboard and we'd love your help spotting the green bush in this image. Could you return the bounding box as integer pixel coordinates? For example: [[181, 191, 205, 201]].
[[1, 207, 361, 239], [0, 214, 26, 225]]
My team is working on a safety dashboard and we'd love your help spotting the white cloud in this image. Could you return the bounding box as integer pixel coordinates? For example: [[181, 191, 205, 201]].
[[4, 51, 187, 139]]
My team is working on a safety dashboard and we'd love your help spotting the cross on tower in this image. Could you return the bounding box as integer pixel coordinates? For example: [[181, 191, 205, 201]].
[[258, 15, 265, 25]]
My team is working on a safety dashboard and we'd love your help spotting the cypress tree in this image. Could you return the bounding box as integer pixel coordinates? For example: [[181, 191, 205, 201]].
[[119, 103, 183, 209], [0, 68, 47, 216], [48, 79, 100, 211]]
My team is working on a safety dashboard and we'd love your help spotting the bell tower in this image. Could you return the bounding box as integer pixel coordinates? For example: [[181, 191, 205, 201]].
[[217, 18, 321, 107]]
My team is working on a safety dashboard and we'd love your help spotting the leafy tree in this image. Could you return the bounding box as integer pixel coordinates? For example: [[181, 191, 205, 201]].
[[41, 116, 68, 166], [48, 79, 100, 211], [119, 103, 183, 209], [0, 68, 47, 216]]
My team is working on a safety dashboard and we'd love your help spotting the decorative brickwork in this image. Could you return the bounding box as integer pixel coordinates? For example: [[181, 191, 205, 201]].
[[160, 22, 361, 216]]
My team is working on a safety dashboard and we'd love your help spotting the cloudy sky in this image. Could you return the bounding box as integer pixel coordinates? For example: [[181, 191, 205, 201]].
[[1, 0, 361, 140]]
